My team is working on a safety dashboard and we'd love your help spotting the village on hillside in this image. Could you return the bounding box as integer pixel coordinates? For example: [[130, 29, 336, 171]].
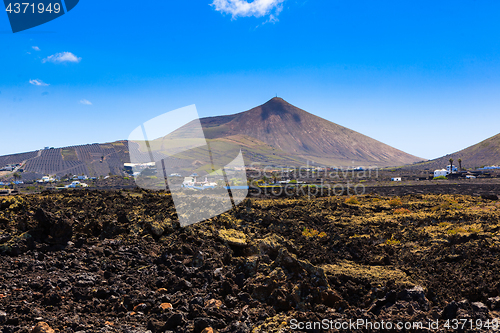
[[1, 153, 500, 197]]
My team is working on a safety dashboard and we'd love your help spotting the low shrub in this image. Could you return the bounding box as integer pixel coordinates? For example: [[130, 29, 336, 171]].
[[385, 234, 401, 245], [389, 197, 402, 207], [432, 199, 462, 211], [302, 228, 327, 238], [345, 196, 360, 205], [448, 226, 482, 235], [393, 208, 411, 214]]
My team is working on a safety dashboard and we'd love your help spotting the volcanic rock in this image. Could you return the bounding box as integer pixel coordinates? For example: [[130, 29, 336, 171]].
[[31, 322, 55, 333]]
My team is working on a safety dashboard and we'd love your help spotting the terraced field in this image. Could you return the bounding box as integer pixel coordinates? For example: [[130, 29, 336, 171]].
[[0, 151, 38, 166], [1, 141, 130, 181]]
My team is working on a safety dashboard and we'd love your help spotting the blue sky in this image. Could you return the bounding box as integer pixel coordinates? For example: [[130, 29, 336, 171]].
[[1, 0, 500, 160]]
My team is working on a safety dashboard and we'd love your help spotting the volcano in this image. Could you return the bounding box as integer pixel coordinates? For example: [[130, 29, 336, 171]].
[[198, 97, 422, 167]]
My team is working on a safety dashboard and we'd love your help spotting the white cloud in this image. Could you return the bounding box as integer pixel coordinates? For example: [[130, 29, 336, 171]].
[[42, 52, 81, 64], [32, 46, 40, 51], [29, 79, 49, 86], [79, 99, 92, 105], [211, 0, 285, 19]]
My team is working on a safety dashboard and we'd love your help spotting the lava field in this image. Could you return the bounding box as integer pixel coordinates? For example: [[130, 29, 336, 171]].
[[1, 190, 500, 332]]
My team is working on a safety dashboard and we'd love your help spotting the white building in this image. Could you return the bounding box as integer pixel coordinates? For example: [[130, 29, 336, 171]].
[[169, 173, 182, 177], [38, 176, 55, 183], [434, 169, 449, 178], [479, 166, 500, 170], [446, 165, 458, 173], [181, 176, 217, 190], [66, 181, 88, 188]]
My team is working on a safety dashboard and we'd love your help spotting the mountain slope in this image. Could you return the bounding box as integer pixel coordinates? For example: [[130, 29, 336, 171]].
[[199, 97, 422, 167], [406, 133, 500, 170]]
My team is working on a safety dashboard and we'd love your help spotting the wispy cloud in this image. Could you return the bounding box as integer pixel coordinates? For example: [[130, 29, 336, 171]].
[[211, 0, 285, 19], [42, 52, 81, 64], [32, 46, 41, 51], [79, 99, 92, 105], [29, 79, 49, 86]]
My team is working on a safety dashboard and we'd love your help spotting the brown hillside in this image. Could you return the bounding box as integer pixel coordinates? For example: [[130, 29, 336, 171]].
[[405, 133, 500, 170], [200, 97, 422, 167]]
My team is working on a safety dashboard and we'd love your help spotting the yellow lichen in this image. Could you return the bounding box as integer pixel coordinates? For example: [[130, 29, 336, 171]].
[[218, 228, 248, 246], [322, 260, 413, 287]]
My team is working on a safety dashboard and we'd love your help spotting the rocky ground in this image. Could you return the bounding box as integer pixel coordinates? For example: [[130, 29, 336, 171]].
[[363, 182, 500, 198], [1, 189, 500, 332]]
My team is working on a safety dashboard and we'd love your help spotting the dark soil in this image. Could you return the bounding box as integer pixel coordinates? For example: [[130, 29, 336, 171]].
[[1, 190, 500, 332]]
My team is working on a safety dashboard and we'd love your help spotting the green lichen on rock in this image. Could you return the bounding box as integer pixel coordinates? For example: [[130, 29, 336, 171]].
[[149, 220, 165, 237], [251, 313, 291, 333], [0, 231, 31, 255], [218, 228, 248, 246], [144, 218, 176, 238], [322, 260, 413, 287]]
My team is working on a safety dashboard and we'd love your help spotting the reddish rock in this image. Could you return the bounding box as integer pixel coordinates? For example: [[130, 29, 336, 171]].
[[201, 328, 214, 333], [133, 303, 146, 311], [160, 302, 173, 310], [157, 287, 168, 294], [31, 322, 55, 333], [205, 299, 223, 308]]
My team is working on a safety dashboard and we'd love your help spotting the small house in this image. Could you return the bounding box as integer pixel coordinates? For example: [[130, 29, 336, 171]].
[[446, 165, 458, 173], [66, 181, 89, 188], [38, 176, 55, 183], [434, 169, 448, 178]]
